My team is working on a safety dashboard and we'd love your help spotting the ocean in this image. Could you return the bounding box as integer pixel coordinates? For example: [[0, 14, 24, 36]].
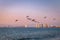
[[0, 27, 60, 40]]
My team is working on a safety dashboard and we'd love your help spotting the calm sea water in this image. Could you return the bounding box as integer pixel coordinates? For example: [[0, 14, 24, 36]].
[[0, 27, 60, 40]]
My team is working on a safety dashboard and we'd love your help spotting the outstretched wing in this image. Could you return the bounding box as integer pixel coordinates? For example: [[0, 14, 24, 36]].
[[26, 16, 40, 23], [15, 20, 18, 22]]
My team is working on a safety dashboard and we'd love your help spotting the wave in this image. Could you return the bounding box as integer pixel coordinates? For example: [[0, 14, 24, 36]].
[[0, 28, 60, 40]]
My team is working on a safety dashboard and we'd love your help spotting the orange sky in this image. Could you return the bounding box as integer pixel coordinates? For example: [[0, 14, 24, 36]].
[[0, 0, 60, 27]]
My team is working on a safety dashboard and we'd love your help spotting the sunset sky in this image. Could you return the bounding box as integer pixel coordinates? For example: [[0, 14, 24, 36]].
[[0, 0, 60, 27]]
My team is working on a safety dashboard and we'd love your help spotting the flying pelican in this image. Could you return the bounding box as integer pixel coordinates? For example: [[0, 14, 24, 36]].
[[53, 18, 56, 20], [15, 19, 18, 22], [44, 16, 47, 19], [26, 16, 40, 23]]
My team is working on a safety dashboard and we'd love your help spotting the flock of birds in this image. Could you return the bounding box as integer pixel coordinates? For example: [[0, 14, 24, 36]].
[[15, 16, 56, 23]]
